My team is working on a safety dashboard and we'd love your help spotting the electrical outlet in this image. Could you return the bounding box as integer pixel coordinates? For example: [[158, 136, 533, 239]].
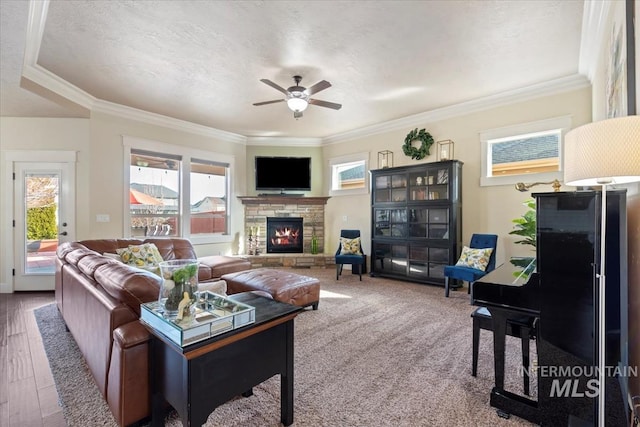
[[342, 215, 348, 222], [96, 214, 110, 223]]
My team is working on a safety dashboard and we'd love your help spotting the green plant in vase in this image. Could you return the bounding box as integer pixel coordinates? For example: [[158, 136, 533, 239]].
[[310, 212, 320, 254], [159, 260, 199, 320]]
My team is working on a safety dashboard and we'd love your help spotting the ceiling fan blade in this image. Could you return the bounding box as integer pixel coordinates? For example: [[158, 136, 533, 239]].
[[305, 80, 331, 96], [309, 98, 342, 110], [260, 79, 289, 95], [253, 99, 285, 106]]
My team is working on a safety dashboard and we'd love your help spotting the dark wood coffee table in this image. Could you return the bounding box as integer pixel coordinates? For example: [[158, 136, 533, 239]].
[[146, 293, 303, 426]]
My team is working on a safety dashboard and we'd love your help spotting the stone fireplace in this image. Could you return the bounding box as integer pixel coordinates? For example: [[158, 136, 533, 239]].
[[266, 217, 303, 253], [238, 196, 330, 255]]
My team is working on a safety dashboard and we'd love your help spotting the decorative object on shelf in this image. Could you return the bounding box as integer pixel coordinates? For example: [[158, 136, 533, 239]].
[[378, 150, 393, 168], [247, 226, 260, 255], [437, 139, 454, 161], [402, 128, 434, 160], [564, 116, 640, 427], [158, 259, 199, 321], [416, 176, 423, 185], [514, 179, 561, 192]]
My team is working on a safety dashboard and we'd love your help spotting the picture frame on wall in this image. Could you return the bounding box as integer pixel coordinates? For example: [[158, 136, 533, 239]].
[[607, 0, 636, 117]]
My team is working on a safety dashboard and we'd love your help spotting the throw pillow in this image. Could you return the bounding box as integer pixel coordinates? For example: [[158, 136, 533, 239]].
[[455, 246, 493, 271], [116, 243, 164, 271], [340, 237, 361, 255]]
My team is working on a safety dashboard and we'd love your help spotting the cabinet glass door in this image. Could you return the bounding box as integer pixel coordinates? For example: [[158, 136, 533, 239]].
[[373, 242, 407, 275], [408, 208, 427, 237], [408, 245, 429, 278], [428, 247, 448, 279], [374, 209, 390, 237], [374, 176, 391, 203], [390, 208, 407, 237], [428, 208, 449, 239]]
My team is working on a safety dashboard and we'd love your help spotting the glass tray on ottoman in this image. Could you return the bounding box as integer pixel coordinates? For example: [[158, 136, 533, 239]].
[[140, 292, 256, 347]]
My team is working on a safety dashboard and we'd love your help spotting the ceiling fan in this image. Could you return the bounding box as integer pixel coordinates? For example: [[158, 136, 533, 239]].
[[253, 75, 342, 118]]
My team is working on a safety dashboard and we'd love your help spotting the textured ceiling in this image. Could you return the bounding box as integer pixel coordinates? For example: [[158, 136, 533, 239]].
[[1, 0, 585, 139]]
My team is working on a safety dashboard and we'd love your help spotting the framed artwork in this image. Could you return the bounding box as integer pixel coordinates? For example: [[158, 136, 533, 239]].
[[607, 0, 636, 117]]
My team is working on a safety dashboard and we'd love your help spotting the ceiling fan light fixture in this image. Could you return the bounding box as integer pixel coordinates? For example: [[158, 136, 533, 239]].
[[287, 96, 308, 112]]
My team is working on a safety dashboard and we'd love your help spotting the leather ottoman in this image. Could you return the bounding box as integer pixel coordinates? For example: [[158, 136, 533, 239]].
[[222, 268, 320, 309]]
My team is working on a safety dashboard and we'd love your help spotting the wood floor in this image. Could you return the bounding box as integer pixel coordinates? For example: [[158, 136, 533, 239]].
[[0, 291, 66, 427]]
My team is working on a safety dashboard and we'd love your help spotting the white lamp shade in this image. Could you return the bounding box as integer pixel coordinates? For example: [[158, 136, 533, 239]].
[[564, 116, 640, 186]]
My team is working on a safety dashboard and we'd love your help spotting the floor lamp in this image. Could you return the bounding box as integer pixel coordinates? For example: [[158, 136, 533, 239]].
[[564, 116, 640, 426]]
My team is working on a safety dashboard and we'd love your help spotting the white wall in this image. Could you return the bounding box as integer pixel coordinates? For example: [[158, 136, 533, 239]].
[[322, 87, 592, 265], [0, 117, 90, 291]]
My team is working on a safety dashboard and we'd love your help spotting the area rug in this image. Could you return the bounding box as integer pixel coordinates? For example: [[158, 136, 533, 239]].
[[35, 269, 536, 426]]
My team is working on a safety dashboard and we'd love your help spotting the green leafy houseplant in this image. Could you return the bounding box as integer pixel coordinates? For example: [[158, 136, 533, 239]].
[[509, 199, 537, 276], [509, 199, 537, 249]]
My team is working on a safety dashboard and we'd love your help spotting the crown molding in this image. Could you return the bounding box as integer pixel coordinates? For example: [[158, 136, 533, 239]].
[[22, 0, 246, 145], [578, 0, 612, 81], [93, 99, 247, 144], [23, 0, 591, 148], [323, 74, 590, 145], [246, 136, 323, 147]]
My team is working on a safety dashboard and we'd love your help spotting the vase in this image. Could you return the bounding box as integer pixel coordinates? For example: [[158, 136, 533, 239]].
[[311, 234, 319, 254], [158, 259, 199, 321]]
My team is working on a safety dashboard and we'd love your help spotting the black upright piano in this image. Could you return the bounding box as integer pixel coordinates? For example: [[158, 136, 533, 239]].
[[472, 190, 629, 426]]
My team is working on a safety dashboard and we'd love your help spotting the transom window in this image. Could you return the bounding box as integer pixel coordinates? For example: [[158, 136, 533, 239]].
[[480, 116, 571, 187], [489, 130, 561, 177], [328, 152, 369, 196]]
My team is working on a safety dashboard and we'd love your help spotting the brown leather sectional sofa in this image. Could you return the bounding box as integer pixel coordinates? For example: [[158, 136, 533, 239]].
[[54, 238, 251, 426]]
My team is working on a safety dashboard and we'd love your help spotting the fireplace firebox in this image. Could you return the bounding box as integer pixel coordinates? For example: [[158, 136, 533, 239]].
[[267, 217, 303, 253]]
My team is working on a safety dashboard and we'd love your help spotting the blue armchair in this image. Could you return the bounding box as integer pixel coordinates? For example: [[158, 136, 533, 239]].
[[444, 233, 498, 297], [335, 229, 366, 281]]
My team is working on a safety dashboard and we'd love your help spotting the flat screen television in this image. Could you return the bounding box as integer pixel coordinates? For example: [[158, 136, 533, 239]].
[[255, 156, 311, 192]]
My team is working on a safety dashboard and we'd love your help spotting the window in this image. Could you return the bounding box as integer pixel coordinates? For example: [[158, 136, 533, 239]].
[[129, 150, 180, 237], [124, 136, 233, 244], [328, 152, 369, 196], [480, 116, 571, 187], [189, 158, 229, 236]]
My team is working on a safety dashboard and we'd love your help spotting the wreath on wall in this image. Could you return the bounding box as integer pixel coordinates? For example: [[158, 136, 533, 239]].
[[402, 128, 434, 160]]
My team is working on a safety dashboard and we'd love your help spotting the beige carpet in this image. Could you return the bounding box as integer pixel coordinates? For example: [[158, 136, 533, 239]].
[[37, 268, 537, 426]]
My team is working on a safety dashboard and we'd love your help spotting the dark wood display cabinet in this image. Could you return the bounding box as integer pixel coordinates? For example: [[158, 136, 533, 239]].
[[370, 160, 462, 286]]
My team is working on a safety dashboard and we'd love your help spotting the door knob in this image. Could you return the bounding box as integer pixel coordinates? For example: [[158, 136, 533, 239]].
[[59, 231, 68, 236]]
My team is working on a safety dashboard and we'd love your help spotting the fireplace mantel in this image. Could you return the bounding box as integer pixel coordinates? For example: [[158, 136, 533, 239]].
[[238, 196, 330, 205]]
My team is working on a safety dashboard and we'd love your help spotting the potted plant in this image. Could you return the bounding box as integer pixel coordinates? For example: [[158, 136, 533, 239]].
[[509, 198, 537, 249], [509, 199, 537, 275]]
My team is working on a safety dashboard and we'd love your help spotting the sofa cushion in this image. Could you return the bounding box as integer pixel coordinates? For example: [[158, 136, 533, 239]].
[[80, 239, 145, 255], [144, 238, 197, 261], [198, 255, 252, 281], [78, 254, 120, 280], [65, 247, 100, 267], [94, 263, 161, 316]]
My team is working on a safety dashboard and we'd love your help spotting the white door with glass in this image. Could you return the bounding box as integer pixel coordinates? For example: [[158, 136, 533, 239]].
[[13, 162, 74, 291]]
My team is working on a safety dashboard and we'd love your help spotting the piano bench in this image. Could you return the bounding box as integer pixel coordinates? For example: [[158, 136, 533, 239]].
[[471, 306, 537, 395]]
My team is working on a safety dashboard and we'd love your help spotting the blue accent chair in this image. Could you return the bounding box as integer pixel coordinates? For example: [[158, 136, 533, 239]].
[[335, 229, 366, 281], [444, 233, 498, 297]]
